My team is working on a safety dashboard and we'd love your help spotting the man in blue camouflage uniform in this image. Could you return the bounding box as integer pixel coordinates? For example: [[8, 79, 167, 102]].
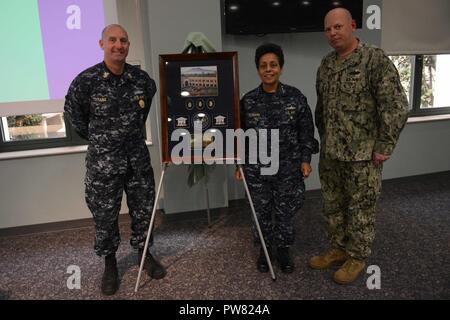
[[237, 43, 318, 274], [309, 8, 408, 284], [64, 24, 165, 295]]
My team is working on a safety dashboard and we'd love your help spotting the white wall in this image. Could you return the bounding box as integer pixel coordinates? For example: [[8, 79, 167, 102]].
[[383, 120, 450, 178], [0, 153, 90, 228]]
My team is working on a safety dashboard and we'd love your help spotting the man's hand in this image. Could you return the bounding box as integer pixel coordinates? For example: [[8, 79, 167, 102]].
[[301, 162, 312, 178], [372, 152, 390, 167]]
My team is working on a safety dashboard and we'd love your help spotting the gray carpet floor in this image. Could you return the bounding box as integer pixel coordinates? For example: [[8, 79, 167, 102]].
[[0, 171, 449, 300]]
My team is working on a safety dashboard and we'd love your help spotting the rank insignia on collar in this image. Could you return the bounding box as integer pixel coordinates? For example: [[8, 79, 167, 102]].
[[139, 99, 145, 108]]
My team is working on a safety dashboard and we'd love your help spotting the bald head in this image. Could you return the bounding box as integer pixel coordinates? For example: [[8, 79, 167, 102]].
[[101, 24, 128, 40], [325, 8, 353, 25], [99, 24, 130, 73], [323, 7, 358, 57]]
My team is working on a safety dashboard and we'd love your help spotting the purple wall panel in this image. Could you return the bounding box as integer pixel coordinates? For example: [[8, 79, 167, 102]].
[[38, 0, 105, 99]]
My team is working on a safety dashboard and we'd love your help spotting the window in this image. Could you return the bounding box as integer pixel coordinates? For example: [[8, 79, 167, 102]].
[[3, 113, 66, 142], [390, 54, 450, 117]]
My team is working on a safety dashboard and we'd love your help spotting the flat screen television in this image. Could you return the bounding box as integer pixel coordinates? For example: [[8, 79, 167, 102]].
[[224, 0, 363, 35]]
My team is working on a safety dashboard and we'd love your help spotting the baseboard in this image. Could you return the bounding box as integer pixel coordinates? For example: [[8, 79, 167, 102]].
[[0, 191, 324, 238]]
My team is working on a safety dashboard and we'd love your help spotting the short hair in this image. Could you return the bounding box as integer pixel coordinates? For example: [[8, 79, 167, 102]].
[[101, 24, 128, 40], [254, 43, 284, 69]]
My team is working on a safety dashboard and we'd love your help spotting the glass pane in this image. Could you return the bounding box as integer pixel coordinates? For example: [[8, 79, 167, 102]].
[[421, 54, 450, 109], [2, 112, 66, 142], [389, 55, 413, 109]]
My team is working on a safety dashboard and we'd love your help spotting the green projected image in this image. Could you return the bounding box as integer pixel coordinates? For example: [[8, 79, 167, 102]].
[[0, 1, 49, 103]]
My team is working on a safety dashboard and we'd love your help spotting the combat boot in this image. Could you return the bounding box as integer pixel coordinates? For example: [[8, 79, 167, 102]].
[[101, 253, 119, 295], [256, 246, 272, 273], [308, 247, 348, 270], [277, 247, 294, 273], [138, 249, 167, 280], [333, 258, 366, 285]]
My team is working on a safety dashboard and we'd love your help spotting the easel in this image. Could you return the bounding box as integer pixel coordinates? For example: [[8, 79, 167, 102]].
[[134, 161, 276, 293]]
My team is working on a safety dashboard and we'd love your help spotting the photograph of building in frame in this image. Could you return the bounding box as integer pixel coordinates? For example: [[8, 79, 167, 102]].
[[180, 66, 218, 97]]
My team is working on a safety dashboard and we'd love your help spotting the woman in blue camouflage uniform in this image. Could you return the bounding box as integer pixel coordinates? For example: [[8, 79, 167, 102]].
[[236, 43, 318, 273]]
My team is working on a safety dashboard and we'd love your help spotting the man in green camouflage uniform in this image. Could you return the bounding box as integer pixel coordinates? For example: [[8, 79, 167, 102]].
[[64, 25, 165, 295], [309, 8, 408, 284]]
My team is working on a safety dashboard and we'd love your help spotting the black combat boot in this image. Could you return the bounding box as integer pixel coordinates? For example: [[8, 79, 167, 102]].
[[256, 246, 272, 273], [101, 253, 119, 295], [277, 247, 294, 273], [138, 248, 167, 280]]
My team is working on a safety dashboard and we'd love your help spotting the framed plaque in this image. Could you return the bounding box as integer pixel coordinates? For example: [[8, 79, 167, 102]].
[[159, 52, 240, 163]]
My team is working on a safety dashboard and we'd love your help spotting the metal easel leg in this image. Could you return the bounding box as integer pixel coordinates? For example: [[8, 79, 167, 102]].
[[238, 165, 276, 281], [204, 178, 212, 227], [134, 162, 168, 293]]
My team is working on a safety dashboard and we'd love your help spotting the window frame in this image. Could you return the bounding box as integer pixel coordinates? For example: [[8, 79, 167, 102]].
[[0, 115, 87, 153], [0, 112, 151, 153]]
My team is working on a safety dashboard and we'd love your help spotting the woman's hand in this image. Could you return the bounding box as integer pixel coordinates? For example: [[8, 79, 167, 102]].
[[301, 162, 312, 178]]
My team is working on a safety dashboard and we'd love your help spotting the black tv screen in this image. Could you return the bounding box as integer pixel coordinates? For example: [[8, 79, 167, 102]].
[[224, 0, 363, 35]]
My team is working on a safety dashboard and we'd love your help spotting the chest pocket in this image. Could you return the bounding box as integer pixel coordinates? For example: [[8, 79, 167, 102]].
[[245, 112, 261, 128], [130, 87, 146, 108], [319, 74, 339, 107], [129, 98, 145, 119], [319, 76, 330, 95], [339, 69, 371, 112], [281, 103, 297, 124]]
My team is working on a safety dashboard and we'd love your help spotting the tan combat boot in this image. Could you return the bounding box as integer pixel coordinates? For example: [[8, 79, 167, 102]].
[[308, 248, 348, 269], [333, 258, 366, 285]]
